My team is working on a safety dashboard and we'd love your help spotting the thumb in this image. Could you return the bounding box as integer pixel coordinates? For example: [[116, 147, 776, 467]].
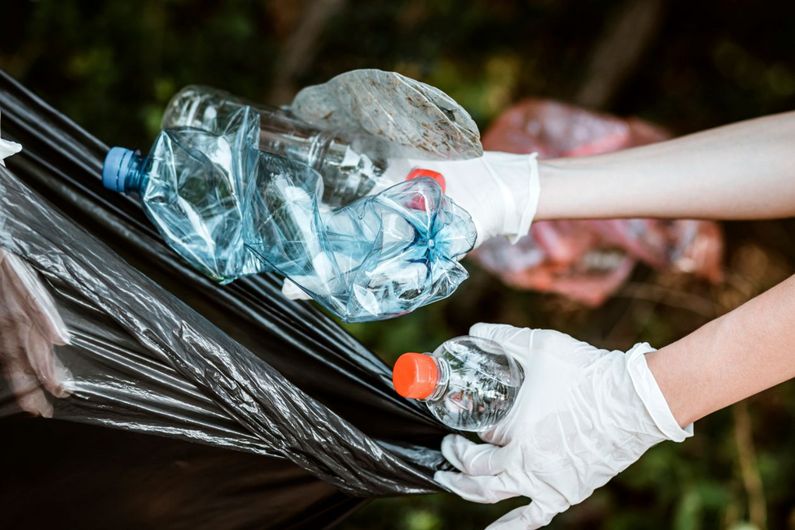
[[281, 279, 312, 301], [435, 471, 517, 504], [469, 323, 534, 354], [440, 434, 509, 476], [486, 501, 560, 530]]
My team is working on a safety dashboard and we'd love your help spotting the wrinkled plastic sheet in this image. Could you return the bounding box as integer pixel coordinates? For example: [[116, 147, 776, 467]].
[[0, 69, 450, 528], [471, 99, 724, 306], [292, 69, 483, 161]]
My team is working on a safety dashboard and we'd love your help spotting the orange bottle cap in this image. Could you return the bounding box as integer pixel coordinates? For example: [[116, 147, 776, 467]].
[[406, 168, 446, 192], [393, 352, 439, 399]]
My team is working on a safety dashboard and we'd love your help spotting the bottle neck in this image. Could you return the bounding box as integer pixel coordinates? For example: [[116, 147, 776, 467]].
[[124, 153, 146, 193], [423, 358, 450, 402]]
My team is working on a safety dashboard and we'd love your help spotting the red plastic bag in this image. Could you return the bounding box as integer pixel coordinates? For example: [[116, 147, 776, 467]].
[[471, 99, 723, 306]]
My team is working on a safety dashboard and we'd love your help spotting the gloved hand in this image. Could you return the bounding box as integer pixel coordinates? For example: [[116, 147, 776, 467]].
[[282, 152, 540, 301], [382, 151, 540, 247], [435, 323, 692, 529], [0, 248, 71, 417]]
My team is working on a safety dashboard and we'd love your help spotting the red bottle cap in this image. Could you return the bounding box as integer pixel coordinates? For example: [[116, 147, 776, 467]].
[[392, 352, 439, 399], [405, 168, 446, 211], [405, 168, 446, 192]]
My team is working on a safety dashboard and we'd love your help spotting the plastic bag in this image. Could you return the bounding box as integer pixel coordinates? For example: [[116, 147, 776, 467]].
[[291, 68, 483, 161], [0, 68, 449, 529], [0, 248, 70, 417], [471, 99, 724, 306]]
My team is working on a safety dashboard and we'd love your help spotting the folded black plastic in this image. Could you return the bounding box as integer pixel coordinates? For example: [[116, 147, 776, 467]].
[[0, 69, 449, 528]]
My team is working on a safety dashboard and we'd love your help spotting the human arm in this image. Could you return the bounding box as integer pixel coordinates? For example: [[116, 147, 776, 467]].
[[648, 273, 795, 426], [536, 111, 795, 220], [434, 273, 795, 529], [381, 111, 795, 252]]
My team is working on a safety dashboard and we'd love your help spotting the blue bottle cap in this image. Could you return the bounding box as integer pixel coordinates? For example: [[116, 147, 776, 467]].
[[102, 147, 141, 192]]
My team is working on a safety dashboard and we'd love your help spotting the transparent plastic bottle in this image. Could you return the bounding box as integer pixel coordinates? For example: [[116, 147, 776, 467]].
[[101, 118, 265, 283], [392, 336, 524, 432], [161, 85, 385, 207]]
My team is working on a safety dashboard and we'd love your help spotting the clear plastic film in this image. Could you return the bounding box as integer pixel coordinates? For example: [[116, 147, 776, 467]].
[[291, 68, 483, 161], [471, 99, 724, 306], [0, 68, 452, 529], [0, 248, 70, 418], [127, 102, 475, 321]]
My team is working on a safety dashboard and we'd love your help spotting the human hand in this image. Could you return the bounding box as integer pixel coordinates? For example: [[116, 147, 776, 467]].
[[0, 248, 70, 417], [382, 152, 540, 247], [435, 323, 692, 529], [282, 152, 540, 301]]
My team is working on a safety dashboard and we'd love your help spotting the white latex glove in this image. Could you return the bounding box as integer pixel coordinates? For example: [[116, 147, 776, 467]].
[[381, 151, 540, 247], [435, 323, 693, 530], [282, 151, 540, 301]]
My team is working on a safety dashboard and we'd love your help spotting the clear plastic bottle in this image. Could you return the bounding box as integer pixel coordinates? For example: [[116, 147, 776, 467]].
[[161, 85, 385, 207], [101, 116, 265, 283], [392, 336, 524, 432]]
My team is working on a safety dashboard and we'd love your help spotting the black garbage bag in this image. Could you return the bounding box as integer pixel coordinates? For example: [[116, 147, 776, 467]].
[[0, 70, 449, 529]]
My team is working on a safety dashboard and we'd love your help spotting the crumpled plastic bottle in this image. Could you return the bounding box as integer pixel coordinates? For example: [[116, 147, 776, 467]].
[[161, 69, 484, 208], [248, 161, 474, 319], [162, 85, 386, 208], [102, 105, 476, 321]]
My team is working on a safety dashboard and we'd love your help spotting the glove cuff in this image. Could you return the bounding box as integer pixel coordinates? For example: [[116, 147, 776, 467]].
[[481, 151, 540, 243], [626, 343, 694, 442]]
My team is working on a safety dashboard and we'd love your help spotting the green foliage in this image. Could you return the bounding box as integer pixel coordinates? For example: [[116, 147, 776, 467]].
[[2, 1, 795, 528]]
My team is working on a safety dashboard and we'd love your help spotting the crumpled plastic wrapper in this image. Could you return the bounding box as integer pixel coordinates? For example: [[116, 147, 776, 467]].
[[291, 68, 483, 161], [479, 98, 670, 157], [471, 99, 724, 306]]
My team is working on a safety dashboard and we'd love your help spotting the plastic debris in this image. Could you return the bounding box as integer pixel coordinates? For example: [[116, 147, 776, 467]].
[[0, 68, 451, 529], [104, 103, 476, 321], [471, 99, 723, 306], [291, 68, 483, 161]]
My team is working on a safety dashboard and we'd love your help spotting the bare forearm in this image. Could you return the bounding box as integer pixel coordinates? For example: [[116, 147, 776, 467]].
[[647, 275, 795, 426], [535, 111, 795, 221]]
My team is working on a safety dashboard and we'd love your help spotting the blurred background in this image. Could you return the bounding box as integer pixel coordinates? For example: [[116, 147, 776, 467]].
[[2, 1, 795, 529]]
